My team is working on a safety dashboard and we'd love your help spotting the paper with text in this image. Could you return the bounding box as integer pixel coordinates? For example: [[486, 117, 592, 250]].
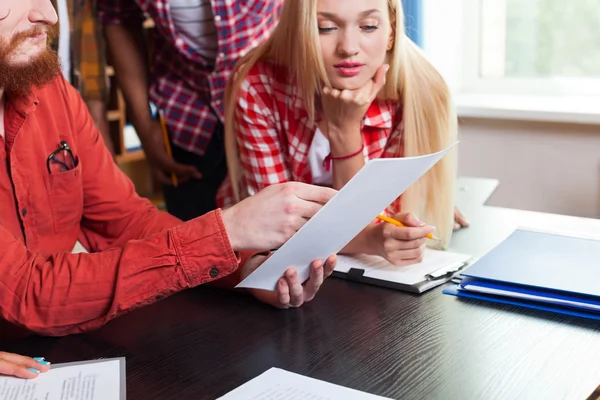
[[0, 358, 125, 400], [236, 143, 458, 290], [218, 367, 391, 399], [335, 249, 471, 285]]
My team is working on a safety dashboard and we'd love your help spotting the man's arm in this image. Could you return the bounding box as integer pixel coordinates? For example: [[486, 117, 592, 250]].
[[0, 80, 338, 336], [0, 80, 240, 337], [95, 0, 148, 130], [0, 213, 238, 336], [97, 0, 200, 183], [78, 0, 114, 155], [101, 21, 150, 138]]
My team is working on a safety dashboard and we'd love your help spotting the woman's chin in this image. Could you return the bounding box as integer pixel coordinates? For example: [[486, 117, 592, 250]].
[[328, 76, 370, 91]]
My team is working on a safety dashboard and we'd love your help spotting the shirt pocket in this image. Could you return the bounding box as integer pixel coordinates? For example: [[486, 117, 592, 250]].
[[47, 162, 84, 234]]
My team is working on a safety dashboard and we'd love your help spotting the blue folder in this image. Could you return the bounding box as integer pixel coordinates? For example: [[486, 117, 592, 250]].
[[443, 285, 600, 321], [443, 229, 600, 320]]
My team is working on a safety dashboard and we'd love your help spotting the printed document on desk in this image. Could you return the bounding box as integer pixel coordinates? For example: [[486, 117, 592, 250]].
[[236, 143, 458, 291], [0, 357, 126, 400], [218, 367, 391, 399]]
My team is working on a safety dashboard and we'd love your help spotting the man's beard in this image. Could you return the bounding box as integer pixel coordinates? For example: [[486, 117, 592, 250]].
[[0, 25, 60, 96]]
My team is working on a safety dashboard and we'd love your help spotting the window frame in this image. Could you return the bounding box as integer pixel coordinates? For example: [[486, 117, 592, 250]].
[[460, 0, 600, 97]]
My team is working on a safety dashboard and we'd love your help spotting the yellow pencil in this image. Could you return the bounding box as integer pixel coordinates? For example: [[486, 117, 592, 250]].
[[158, 111, 178, 187], [376, 214, 440, 241]]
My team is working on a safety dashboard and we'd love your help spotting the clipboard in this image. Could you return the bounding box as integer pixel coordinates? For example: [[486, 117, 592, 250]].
[[332, 250, 473, 293]]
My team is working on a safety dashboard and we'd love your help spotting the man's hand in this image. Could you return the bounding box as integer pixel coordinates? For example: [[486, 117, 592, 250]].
[[139, 119, 202, 185], [0, 352, 50, 379], [242, 254, 337, 308], [221, 182, 337, 251]]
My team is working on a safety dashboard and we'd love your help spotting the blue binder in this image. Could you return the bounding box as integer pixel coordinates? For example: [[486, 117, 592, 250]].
[[443, 285, 600, 321], [443, 229, 600, 320]]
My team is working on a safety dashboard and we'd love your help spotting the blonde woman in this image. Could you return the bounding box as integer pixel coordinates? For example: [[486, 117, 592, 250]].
[[218, 0, 468, 266]]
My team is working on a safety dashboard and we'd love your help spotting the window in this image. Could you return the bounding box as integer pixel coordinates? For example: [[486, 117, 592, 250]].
[[423, 0, 600, 122], [462, 0, 600, 96]]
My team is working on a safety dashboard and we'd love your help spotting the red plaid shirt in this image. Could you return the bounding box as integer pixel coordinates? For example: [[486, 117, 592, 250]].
[[96, 0, 282, 156], [217, 61, 404, 215]]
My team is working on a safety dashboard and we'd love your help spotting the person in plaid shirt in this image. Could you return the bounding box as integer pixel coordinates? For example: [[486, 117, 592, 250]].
[[96, 0, 282, 220], [221, 0, 470, 266], [49, 0, 113, 155]]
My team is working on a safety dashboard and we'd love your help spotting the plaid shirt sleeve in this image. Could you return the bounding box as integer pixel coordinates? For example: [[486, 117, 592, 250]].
[[77, 0, 108, 102], [96, 0, 145, 25], [231, 64, 406, 219], [235, 77, 293, 197], [235, 71, 405, 216]]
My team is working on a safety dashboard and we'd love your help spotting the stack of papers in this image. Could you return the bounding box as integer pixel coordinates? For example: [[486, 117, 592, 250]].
[[0, 358, 125, 400]]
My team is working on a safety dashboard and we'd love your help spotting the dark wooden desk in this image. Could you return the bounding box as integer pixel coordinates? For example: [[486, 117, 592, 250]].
[[4, 277, 600, 400], [6, 193, 600, 399]]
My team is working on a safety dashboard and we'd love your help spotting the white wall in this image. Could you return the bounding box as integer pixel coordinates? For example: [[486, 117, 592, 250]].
[[422, 0, 600, 218], [458, 118, 600, 218]]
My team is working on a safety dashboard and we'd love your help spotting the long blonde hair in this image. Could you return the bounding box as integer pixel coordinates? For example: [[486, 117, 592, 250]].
[[224, 0, 457, 248]]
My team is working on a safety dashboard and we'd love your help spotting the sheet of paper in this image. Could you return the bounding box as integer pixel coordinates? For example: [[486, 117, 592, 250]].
[[218, 367, 391, 400], [0, 358, 125, 400], [335, 249, 472, 285], [237, 143, 458, 290]]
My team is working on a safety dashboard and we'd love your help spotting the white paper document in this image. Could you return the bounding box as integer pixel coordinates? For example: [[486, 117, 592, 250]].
[[237, 143, 458, 290], [0, 358, 125, 400], [335, 249, 472, 292], [218, 367, 391, 399]]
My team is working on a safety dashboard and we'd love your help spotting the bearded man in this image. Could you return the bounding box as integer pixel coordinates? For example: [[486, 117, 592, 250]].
[[0, 0, 337, 338]]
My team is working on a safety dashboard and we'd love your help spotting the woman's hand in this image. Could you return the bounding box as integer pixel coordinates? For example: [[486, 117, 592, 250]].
[[367, 212, 435, 266], [243, 254, 337, 309], [0, 352, 50, 379], [454, 207, 470, 231], [321, 64, 389, 154]]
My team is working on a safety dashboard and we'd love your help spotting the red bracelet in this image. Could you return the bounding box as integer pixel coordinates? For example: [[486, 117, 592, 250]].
[[323, 144, 365, 171]]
